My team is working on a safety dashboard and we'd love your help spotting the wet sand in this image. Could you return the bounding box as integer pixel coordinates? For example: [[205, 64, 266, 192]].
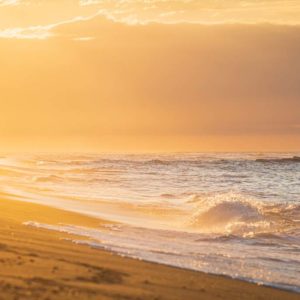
[[0, 196, 298, 300]]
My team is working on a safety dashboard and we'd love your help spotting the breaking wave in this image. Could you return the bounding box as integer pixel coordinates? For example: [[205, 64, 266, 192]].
[[188, 194, 300, 238]]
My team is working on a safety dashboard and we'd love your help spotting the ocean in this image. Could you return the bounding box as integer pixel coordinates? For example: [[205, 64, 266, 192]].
[[0, 153, 299, 292]]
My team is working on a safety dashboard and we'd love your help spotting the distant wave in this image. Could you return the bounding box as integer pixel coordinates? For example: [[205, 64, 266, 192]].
[[160, 193, 177, 199], [145, 159, 171, 165], [33, 175, 63, 183], [0, 166, 27, 177], [256, 156, 300, 163], [32, 157, 291, 167]]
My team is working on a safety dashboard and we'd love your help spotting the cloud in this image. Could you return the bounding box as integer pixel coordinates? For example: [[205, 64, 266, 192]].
[[79, 0, 99, 5], [0, 14, 97, 39], [1, 1, 300, 27], [72, 36, 95, 41], [3, 0, 300, 41], [0, 26, 52, 39], [77, 0, 300, 25], [0, 0, 20, 6]]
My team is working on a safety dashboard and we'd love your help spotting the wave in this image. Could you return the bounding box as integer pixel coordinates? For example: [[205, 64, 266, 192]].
[[36, 158, 231, 167], [10, 155, 300, 172], [187, 193, 300, 238], [61, 156, 300, 167], [0, 166, 27, 177], [33, 175, 64, 183], [145, 159, 171, 165], [256, 156, 300, 163], [160, 193, 177, 199]]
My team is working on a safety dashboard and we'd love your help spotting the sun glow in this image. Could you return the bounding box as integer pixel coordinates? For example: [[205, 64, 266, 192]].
[[0, 1, 299, 152]]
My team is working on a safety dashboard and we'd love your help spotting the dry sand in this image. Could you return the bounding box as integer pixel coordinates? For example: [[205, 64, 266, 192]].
[[0, 196, 298, 300]]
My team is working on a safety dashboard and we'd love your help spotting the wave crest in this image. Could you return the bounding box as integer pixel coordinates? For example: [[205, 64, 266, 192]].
[[188, 193, 300, 237]]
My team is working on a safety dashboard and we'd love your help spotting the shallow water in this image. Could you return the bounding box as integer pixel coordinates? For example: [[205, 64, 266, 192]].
[[0, 153, 299, 292]]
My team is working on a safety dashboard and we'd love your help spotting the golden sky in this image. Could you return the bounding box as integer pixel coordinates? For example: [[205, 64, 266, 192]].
[[0, 1, 299, 152]]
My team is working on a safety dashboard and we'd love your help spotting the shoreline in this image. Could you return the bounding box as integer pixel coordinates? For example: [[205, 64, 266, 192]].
[[0, 196, 298, 300]]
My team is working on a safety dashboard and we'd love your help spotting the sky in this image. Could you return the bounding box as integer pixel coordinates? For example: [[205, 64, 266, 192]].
[[0, 0, 299, 152]]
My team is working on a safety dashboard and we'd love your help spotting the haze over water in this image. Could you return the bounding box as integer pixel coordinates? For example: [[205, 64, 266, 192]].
[[1, 152, 299, 292]]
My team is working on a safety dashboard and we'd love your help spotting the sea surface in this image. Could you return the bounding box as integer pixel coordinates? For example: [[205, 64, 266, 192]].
[[0, 153, 299, 292]]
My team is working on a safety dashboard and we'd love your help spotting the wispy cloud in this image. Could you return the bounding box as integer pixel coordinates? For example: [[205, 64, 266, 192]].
[[0, 0, 300, 40], [0, 15, 97, 39], [0, 26, 51, 39], [78, 0, 300, 25], [72, 36, 96, 41], [0, 0, 20, 6]]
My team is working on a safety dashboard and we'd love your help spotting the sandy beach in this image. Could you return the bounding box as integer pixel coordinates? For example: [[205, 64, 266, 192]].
[[1, 0, 299, 298], [0, 196, 298, 300]]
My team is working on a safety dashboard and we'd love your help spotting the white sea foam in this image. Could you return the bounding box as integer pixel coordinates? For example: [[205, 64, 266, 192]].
[[23, 219, 300, 293]]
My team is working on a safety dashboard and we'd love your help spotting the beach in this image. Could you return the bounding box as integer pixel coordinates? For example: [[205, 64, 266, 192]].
[[1, 0, 300, 298], [0, 196, 298, 300]]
